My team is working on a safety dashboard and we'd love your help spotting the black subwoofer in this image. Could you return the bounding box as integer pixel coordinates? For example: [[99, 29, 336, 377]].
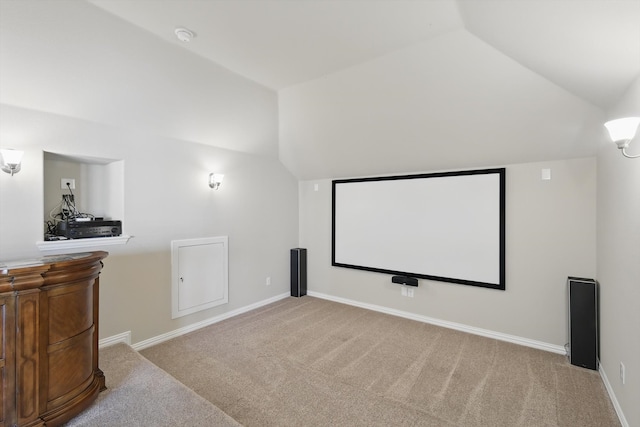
[[568, 277, 598, 370], [291, 248, 307, 297]]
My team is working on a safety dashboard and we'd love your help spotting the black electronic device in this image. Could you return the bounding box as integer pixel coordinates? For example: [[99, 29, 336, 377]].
[[291, 248, 307, 297], [392, 275, 418, 286], [56, 220, 122, 239], [568, 277, 598, 370]]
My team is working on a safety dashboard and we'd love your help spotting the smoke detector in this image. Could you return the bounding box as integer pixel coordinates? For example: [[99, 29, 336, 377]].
[[174, 27, 195, 42]]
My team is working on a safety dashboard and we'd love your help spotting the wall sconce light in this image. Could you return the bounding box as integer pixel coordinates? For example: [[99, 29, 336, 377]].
[[0, 148, 24, 176], [209, 173, 224, 190], [604, 117, 640, 159]]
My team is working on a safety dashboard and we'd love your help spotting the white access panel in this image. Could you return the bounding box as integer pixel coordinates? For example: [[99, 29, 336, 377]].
[[171, 236, 228, 319]]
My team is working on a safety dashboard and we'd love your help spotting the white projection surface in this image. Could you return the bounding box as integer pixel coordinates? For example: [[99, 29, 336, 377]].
[[332, 169, 505, 289]]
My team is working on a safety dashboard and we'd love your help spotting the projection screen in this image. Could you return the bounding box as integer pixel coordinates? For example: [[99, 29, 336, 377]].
[[332, 168, 505, 290]]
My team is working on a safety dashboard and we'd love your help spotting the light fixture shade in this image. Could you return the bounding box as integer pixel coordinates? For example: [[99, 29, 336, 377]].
[[209, 173, 224, 189], [0, 148, 24, 175], [0, 148, 24, 165], [604, 117, 640, 143]]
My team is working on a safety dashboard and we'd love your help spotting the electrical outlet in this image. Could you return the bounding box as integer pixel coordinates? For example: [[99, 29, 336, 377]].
[[408, 288, 414, 298], [266, 277, 271, 286], [620, 362, 626, 385], [61, 178, 76, 190]]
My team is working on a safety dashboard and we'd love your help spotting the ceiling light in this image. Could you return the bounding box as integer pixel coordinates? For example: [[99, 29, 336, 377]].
[[174, 27, 195, 43]]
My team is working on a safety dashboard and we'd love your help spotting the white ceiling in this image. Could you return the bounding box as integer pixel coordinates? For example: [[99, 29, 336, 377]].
[[89, 0, 640, 109], [1, 0, 639, 180]]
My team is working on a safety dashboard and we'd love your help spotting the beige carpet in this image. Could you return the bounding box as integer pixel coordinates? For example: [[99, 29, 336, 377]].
[[140, 296, 620, 426], [64, 343, 240, 426]]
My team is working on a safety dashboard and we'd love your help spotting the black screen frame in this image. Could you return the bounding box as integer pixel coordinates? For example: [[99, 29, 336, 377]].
[[331, 168, 506, 290]]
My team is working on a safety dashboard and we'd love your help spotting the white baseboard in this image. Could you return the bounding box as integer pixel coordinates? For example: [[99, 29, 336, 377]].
[[99, 330, 131, 348], [130, 292, 290, 351], [599, 364, 629, 427], [100, 291, 565, 354], [307, 291, 566, 355]]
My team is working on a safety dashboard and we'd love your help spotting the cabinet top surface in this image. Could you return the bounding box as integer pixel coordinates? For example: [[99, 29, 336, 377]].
[[0, 251, 107, 272]]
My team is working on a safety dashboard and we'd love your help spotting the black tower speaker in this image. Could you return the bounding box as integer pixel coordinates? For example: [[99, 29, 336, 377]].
[[568, 277, 598, 370], [290, 248, 307, 297]]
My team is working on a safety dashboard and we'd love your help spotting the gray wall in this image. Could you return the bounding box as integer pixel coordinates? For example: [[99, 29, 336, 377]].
[[0, 105, 299, 344], [598, 76, 640, 427], [299, 158, 596, 347], [0, 0, 298, 345]]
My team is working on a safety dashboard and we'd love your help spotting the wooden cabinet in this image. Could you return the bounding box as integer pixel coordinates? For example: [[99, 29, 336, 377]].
[[0, 251, 107, 427]]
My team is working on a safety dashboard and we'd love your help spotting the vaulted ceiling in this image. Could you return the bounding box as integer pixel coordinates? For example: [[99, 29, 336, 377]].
[[89, 0, 639, 108], [1, 0, 639, 179]]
